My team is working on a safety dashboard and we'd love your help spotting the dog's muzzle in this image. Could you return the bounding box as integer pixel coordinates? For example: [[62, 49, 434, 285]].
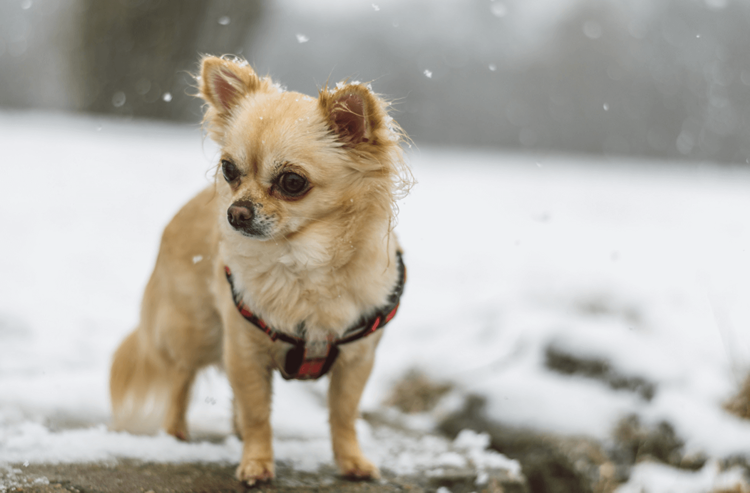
[[227, 201, 267, 237]]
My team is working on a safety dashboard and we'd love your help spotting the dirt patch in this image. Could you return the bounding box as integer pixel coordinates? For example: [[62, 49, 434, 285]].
[[573, 296, 642, 326], [436, 393, 734, 493], [545, 346, 655, 401], [612, 414, 705, 471], [383, 370, 454, 414], [725, 374, 750, 420], [439, 396, 602, 493], [713, 486, 750, 493]]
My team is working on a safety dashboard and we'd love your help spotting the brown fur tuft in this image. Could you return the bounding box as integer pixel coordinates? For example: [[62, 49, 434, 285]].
[[110, 329, 169, 435], [199, 55, 274, 145], [318, 81, 414, 231]]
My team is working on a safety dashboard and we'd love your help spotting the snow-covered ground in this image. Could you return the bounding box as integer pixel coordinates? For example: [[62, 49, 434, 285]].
[[1, 112, 750, 491]]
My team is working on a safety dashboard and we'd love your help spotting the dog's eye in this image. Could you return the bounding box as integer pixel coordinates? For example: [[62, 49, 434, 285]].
[[221, 160, 240, 182], [278, 172, 308, 196]]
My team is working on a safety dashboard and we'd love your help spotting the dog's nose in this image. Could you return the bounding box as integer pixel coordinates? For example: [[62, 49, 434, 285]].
[[227, 201, 254, 230]]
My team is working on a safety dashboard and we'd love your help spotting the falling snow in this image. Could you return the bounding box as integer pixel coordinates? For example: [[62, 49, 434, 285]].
[[583, 20, 602, 39], [490, 3, 507, 18], [111, 91, 125, 108]]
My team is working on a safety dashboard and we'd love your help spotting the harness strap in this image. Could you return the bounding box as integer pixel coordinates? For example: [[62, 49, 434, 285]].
[[225, 252, 406, 380]]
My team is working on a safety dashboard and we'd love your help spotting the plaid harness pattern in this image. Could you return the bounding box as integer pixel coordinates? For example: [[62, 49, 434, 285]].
[[224, 252, 406, 380]]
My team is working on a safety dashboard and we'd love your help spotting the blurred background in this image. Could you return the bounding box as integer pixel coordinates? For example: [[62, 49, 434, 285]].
[[3, 0, 750, 163]]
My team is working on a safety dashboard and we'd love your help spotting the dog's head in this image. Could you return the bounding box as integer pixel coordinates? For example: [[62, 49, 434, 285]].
[[198, 56, 410, 247]]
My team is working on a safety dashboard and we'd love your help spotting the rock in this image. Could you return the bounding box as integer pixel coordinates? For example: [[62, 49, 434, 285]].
[[1, 460, 527, 493], [439, 396, 600, 493], [383, 369, 454, 414], [544, 346, 655, 401]]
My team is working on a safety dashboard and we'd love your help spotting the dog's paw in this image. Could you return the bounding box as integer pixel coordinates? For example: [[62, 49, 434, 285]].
[[166, 426, 190, 442], [337, 455, 380, 480], [166, 427, 189, 441], [173, 430, 188, 441], [235, 458, 274, 486]]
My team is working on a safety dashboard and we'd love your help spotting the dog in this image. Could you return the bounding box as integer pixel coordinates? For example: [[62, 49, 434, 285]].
[[109, 55, 411, 484]]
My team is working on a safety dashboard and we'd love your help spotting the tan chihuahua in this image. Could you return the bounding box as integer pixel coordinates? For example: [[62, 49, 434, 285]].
[[109, 55, 411, 485]]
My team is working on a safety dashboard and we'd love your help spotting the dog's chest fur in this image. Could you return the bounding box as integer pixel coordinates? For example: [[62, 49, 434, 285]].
[[220, 225, 398, 342]]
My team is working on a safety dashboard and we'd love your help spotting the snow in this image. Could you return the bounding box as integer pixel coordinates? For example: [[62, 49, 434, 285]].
[[0, 113, 512, 479], [384, 149, 750, 488], [2, 113, 750, 490], [617, 460, 747, 493]]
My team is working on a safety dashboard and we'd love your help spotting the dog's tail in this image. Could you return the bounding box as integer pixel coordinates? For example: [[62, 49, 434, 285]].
[[110, 328, 171, 434]]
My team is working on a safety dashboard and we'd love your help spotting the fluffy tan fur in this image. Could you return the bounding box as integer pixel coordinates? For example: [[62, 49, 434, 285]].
[[109, 55, 412, 484]]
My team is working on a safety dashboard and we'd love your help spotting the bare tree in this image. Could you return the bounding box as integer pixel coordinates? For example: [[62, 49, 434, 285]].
[[72, 0, 263, 121]]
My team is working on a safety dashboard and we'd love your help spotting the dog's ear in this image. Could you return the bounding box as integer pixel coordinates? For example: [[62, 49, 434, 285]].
[[199, 56, 260, 117], [320, 84, 382, 147]]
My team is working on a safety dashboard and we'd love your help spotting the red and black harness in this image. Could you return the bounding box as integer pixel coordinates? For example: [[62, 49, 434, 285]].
[[224, 252, 406, 380]]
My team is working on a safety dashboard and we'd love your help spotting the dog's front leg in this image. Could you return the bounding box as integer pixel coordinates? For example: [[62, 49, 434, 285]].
[[328, 341, 380, 479], [224, 326, 275, 485]]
